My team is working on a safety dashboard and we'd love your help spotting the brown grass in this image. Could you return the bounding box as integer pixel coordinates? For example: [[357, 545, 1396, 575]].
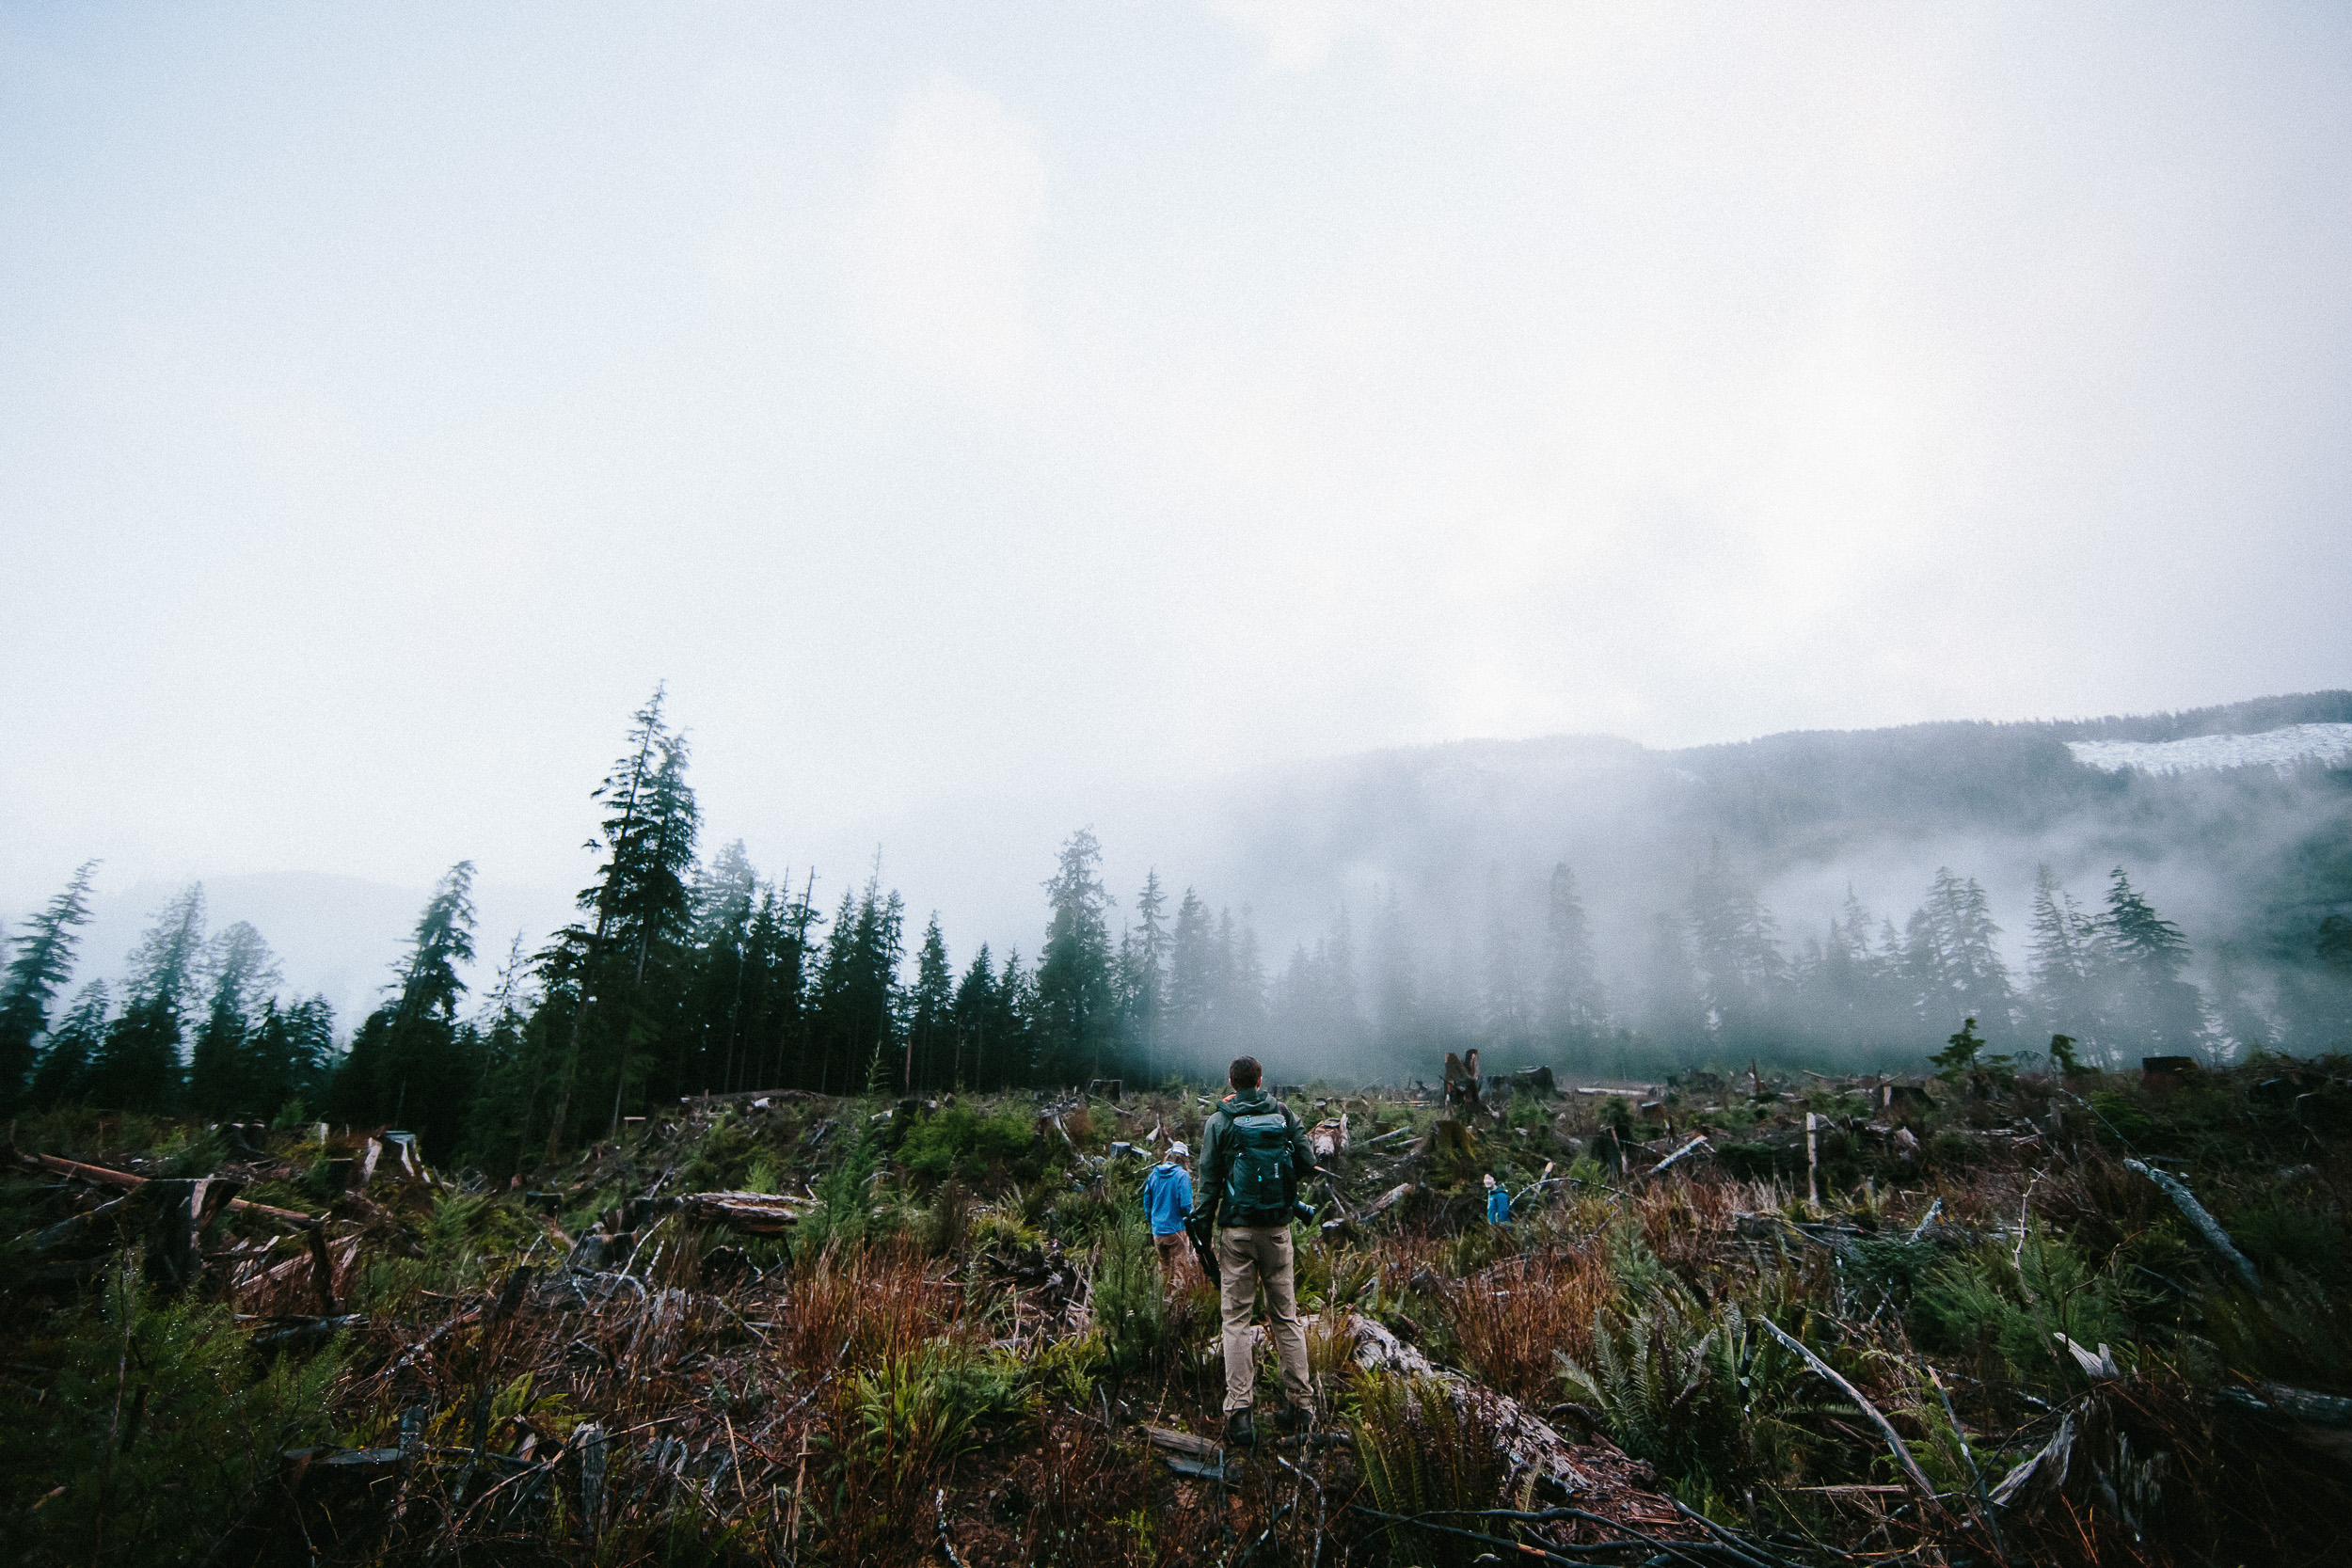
[[1440, 1246, 1614, 1404]]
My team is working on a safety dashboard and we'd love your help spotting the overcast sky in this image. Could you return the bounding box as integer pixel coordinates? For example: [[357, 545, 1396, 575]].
[[5, 3, 2350, 990]]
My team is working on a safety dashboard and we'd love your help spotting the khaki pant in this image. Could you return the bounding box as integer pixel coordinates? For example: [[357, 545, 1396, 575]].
[[1216, 1225, 1313, 1414]]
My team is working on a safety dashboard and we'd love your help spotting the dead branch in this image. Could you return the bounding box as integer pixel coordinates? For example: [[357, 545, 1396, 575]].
[[1756, 1318, 1947, 1516], [2123, 1159, 2261, 1292]]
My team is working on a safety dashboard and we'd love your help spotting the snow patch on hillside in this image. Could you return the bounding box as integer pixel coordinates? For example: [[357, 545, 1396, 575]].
[[2067, 723, 2352, 776]]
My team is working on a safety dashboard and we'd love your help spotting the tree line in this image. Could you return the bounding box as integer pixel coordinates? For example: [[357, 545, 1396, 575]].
[[0, 694, 1287, 1175], [8, 692, 2350, 1173]]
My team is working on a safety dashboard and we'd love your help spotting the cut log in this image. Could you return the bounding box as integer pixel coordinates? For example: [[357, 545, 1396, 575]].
[[1345, 1313, 1593, 1497], [1644, 1134, 1710, 1179], [1359, 1182, 1418, 1223], [679, 1190, 812, 1234], [1139, 1425, 1221, 1460], [2124, 1159, 2260, 1292], [20, 1152, 319, 1228]]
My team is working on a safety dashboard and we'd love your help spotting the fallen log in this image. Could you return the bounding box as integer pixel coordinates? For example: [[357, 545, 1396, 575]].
[[678, 1190, 811, 1234], [21, 1152, 323, 1229], [1344, 1312, 1594, 1496], [2124, 1159, 2260, 1292], [1140, 1424, 1220, 1460], [1643, 1133, 1710, 1179], [1358, 1182, 1419, 1223]]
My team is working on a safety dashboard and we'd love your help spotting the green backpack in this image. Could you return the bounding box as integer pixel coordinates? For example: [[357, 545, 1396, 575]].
[[1222, 1102, 1297, 1222]]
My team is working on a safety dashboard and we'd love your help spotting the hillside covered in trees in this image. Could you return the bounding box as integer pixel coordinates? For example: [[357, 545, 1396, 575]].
[[5, 690, 2351, 1178]]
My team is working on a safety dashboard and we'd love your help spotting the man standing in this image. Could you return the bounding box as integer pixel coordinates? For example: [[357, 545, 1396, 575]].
[[1191, 1055, 1315, 1445], [1143, 1140, 1195, 1287]]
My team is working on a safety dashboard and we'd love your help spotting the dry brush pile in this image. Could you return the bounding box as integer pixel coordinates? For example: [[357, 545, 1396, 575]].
[[5, 1053, 2352, 1566]]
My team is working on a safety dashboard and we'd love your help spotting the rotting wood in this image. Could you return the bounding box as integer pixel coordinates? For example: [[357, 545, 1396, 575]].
[[1645, 1133, 1710, 1179], [677, 1190, 811, 1233], [1344, 1312, 1597, 1497], [21, 1152, 321, 1228], [1141, 1424, 1221, 1459], [2124, 1158, 2261, 1292], [1358, 1181, 1418, 1223]]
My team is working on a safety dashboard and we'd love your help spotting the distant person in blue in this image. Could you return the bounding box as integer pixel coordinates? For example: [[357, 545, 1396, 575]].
[[1485, 1172, 1511, 1226], [1144, 1140, 1195, 1286]]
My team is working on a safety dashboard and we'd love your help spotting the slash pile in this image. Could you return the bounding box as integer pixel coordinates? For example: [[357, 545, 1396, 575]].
[[5, 1053, 2351, 1565]]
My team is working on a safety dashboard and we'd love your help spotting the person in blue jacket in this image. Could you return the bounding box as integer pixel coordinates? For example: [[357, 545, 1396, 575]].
[[1485, 1172, 1511, 1226], [1143, 1141, 1195, 1286]]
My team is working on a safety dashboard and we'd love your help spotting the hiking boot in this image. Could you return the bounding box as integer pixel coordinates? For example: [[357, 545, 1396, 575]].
[[1222, 1409, 1256, 1448], [1271, 1402, 1311, 1436]]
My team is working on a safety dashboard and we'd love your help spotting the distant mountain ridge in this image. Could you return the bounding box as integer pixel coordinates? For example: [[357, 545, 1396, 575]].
[[1184, 689, 2352, 1070]]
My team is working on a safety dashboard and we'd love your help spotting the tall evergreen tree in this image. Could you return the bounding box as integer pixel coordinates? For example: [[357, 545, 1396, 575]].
[[1687, 845, 1787, 1048], [1901, 869, 2016, 1039], [1482, 881, 1532, 1054], [951, 943, 997, 1090], [187, 921, 283, 1116], [1541, 863, 1607, 1053], [738, 874, 819, 1091], [2026, 865, 2101, 1050], [807, 872, 904, 1094], [2095, 868, 2210, 1057], [0, 859, 100, 1114], [1119, 871, 1171, 1082], [1220, 908, 1268, 1050], [683, 842, 760, 1093], [908, 915, 953, 1090], [337, 863, 482, 1155], [86, 883, 206, 1110], [542, 691, 699, 1152], [1167, 887, 1217, 1069], [1638, 911, 1707, 1049], [1035, 830, 1117, 1085], [27, 980, 110, 1108]]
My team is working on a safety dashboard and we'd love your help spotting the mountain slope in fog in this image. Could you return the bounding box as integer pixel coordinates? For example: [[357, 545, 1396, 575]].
[[1181, 691, 2352, 1072]]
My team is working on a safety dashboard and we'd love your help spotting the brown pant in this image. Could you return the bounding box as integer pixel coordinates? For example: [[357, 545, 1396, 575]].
[[1216, 1225, 1313, 1414], [1153, 1231, 1189, 1285]]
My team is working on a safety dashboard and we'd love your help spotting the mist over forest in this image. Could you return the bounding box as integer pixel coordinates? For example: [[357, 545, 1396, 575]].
[[5, 689, 2350, 1174]]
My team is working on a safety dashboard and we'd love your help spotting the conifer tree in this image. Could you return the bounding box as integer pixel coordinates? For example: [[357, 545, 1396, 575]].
[[1167, 888, 1216, 1069], [1482, 885, 1532, 1054], [2095, 867, 2211, 1057], [950, 944, 991, 1089], [993, 948, 1038, 1085], [1638, 911, 1707, 1049], [1541, 863, 1607, 1053], [1901, 869, 2016, 1039], [908, 915, 953, 1090], [27, 980, 109, 1108], [86, 883, 206, 1110], [1220, 908, 1268, 1050], [2026, 866, 2100, 1050], [1119, 871, 1170, 1081], [542, 690, 698, 1152], [683, 842, 759, 1093], [187, 921, 282, 1116], [1687, 845, 1787, 1048], [1035, 830, 1116, 1085], [335, 863, 482, 1154], [0, 859, 100, 1114], [808, 870, 904, 1095]]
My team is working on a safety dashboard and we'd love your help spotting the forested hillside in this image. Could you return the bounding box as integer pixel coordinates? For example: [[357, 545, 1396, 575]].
[[5, 691, 2351, 1178]]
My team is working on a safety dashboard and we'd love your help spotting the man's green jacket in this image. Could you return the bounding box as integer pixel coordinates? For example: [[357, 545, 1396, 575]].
[[1190, 1085, 1315, 1230]]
